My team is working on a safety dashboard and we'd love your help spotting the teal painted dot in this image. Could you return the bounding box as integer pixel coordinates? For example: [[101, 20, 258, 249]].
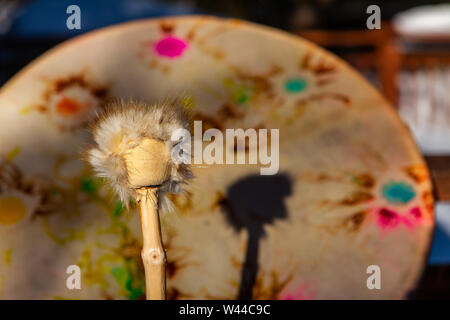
[[382, 181, 415, 204], [284, 78, 308, 93]]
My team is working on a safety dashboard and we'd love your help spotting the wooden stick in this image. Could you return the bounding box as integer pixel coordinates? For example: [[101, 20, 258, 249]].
[[136, 187, 166, 300], [87, 103, 191, 300]]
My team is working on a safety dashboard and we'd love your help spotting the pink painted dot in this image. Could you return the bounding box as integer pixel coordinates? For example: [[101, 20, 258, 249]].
[[280, 285, 315, 300], [409, 207, 422, 219], [400, 207, 423, 229], [377, 208, 400, 229], [154, 36, 188, 58]]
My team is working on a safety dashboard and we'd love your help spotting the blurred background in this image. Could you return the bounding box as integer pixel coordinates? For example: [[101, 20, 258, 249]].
[[0, 0, 449, 298]]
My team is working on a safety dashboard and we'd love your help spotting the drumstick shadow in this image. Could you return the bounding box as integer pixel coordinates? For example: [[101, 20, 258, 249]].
[[219, 173, 291, 299]]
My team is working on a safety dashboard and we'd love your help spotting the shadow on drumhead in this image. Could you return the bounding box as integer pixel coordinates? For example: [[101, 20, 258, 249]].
[[219, 173, 292, 299]]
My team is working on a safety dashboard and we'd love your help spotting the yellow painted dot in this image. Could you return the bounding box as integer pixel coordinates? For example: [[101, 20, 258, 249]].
[[7, 146, 20, 160], [0, 197, 27, 226], [4, 249, 11, 265], [19, 106, 32, 115], [180, 95, 194, 110]]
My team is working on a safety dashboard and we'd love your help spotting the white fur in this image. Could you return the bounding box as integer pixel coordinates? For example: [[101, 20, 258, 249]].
[[86, 99, 192, 210]]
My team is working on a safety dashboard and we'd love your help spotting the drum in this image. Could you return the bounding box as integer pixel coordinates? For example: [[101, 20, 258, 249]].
[[0, 16, 433, 299]]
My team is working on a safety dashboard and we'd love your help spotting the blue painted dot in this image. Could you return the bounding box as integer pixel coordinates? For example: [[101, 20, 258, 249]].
[[284, 78, 308, 93], [382, 181, 415, 204]]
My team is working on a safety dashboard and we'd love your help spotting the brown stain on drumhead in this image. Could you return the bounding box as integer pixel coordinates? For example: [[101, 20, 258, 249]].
[[160, 20, 175, 34], [339, 191, 373, 206]]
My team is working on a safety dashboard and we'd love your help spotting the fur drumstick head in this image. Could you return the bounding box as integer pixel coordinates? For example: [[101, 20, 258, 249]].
[[86, 99, 192, 209]]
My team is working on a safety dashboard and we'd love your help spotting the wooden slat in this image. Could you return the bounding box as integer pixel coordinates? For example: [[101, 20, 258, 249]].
[[294, 28, 388, 47], [425, 155, 450, 202]]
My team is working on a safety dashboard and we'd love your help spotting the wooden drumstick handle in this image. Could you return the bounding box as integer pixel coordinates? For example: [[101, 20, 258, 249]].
[[136, 187, 166, 300], [87, 102, 192, 300]]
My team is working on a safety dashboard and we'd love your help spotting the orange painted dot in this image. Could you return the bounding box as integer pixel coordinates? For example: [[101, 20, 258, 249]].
[[56, 97, 81, 116], [0, 196, 27, 226]]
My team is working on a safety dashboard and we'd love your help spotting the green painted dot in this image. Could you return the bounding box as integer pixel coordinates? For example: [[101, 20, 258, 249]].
[[81, 177, 101, 194], [233, 87, 249, 104], [223, 78, 252, 104], [125, 276, 145, 300], [284, 78, 308, 93], [111, 262, 145, 300], [382, 181, 415, 204], [112, 200, 124, 218], [111, 266, 127, 286]]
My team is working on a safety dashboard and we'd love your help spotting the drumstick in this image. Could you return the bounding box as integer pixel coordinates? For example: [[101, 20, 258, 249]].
[[85, 99, 192, 300]]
